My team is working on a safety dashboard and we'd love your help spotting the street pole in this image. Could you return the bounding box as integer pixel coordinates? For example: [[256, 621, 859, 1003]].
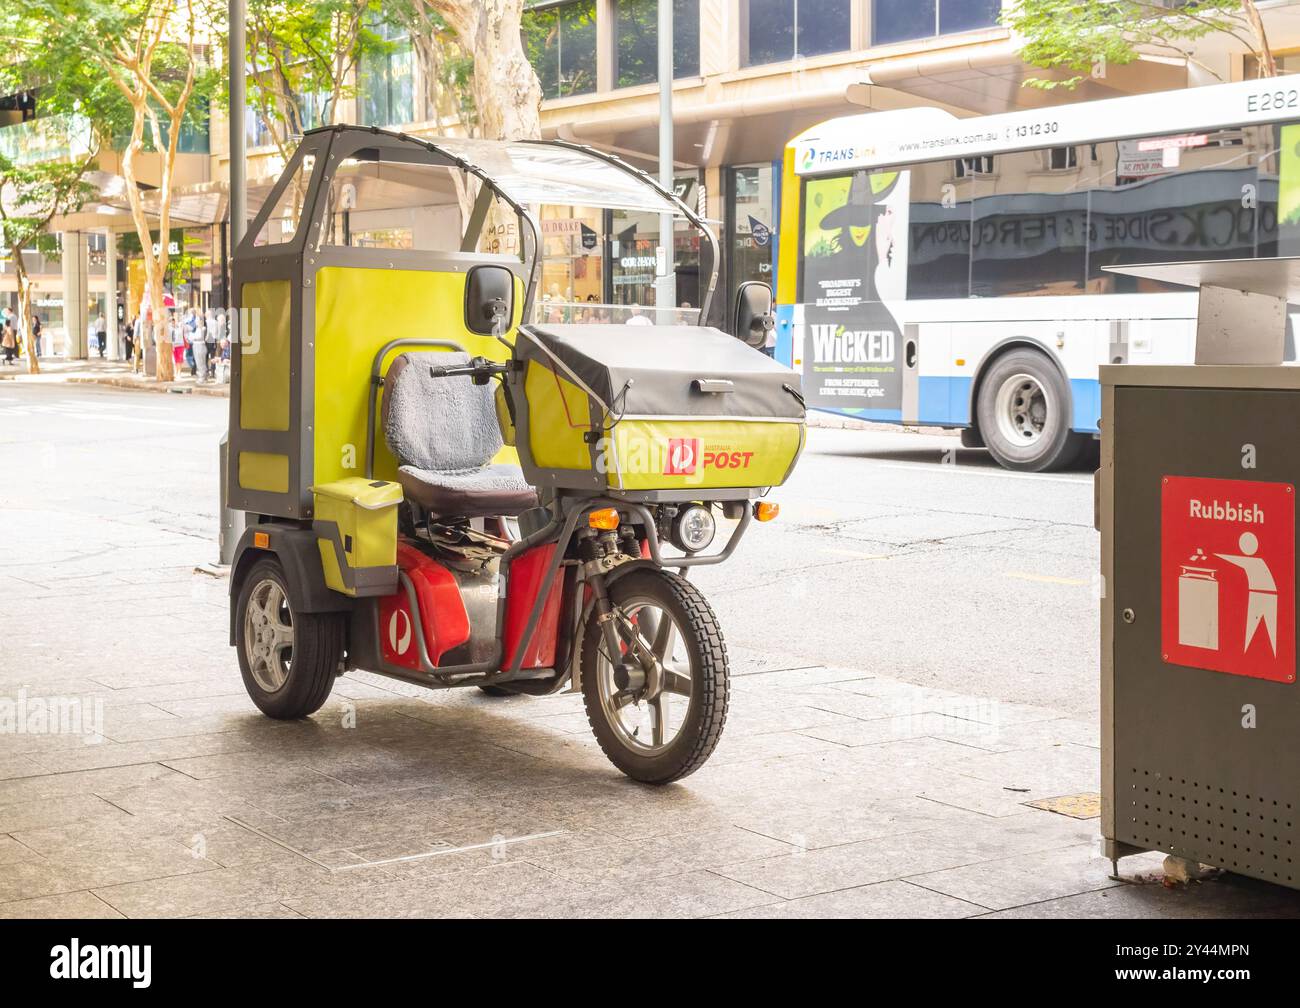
[[655, 0, 676, 321], [216, 0, 247, 569]]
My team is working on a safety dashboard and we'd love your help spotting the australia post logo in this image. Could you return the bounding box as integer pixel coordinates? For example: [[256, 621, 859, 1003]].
[[665, 438, 701, 475], [1161, 475, 1295, 683], [663, 438, 755, 476]]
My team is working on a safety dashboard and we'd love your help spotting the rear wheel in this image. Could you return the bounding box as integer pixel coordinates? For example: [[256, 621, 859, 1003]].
[[976, 348, 1085, 472], [235, 557, 344, 719], [477, 684, 518, 697], [580, 569, 729, 784]]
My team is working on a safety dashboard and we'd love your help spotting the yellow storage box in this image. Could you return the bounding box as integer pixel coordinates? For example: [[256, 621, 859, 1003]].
[[311, 477, 404, 597], [513, 324, 806, 494]]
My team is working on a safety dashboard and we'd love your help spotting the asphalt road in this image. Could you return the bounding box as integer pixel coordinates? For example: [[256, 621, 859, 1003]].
[[0, 382, 1099, 719]]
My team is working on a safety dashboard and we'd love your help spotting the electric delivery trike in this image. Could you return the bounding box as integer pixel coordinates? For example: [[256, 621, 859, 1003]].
[[226, 126, 805, 782]]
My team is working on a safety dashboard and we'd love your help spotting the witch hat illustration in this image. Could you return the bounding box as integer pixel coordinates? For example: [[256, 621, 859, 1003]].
[[818, 169, 899, 230]]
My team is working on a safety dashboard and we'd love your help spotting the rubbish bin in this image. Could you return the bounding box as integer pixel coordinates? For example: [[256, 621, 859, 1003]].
[[1100, 258, 1300, 889]]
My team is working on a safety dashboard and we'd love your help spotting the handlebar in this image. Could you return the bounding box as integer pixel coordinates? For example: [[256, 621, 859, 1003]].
[[428, 356, 511, 382]]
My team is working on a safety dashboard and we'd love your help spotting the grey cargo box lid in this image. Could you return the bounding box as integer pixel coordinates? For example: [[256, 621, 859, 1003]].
[[519, 324, 805, 420]]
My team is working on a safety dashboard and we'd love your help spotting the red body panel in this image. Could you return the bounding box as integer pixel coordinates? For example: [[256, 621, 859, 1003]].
[[378, 542, 471, 669], [502, 543, 565, 671]]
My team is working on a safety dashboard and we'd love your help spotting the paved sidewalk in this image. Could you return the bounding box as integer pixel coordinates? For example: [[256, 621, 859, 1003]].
[[2, 387, 1299, 918], [0, 358, 229, 397]]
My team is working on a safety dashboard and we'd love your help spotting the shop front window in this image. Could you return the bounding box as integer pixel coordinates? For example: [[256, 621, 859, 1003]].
[[522, 1, 598, 100], [726, 163, 776, 307], [610, 173, 702, 316], [538, 206, 606, 321]]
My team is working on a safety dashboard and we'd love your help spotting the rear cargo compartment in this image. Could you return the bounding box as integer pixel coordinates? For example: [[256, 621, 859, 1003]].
[[513, 323, 806, 495]]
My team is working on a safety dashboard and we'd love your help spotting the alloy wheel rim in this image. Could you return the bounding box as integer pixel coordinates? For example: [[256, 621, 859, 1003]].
[[244, 577, 294, 693]]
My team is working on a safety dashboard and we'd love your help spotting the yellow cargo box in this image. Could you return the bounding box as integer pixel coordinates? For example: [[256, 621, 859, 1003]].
[[514, 324, 806, 496], [311, 477, 404, 597]]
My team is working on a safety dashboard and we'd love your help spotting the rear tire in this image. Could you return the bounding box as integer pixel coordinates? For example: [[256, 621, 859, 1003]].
[[580, 569, 729, 784], [235, 557, 344, 719], [477, 684, 517, 697], [976, 348, 1085, 472]]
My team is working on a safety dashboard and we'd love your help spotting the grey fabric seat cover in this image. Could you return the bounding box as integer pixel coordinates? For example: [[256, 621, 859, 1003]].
[[383, 351, 536, 517]]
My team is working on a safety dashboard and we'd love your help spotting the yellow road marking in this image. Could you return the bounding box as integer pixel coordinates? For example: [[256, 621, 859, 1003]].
[[1005, 571, 1088, 587]]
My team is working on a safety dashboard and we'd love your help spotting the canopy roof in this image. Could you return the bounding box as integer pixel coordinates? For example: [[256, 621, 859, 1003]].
[[432, 137, 684, 217]]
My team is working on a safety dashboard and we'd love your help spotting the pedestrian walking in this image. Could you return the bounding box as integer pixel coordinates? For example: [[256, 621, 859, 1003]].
[[188, 318, 209, 382], [204, 309, 217, 377], [1, 318, 17, 365], [123, 318, 134, 362], [95, 314, 107, 358], [31, 314, 42, 358]]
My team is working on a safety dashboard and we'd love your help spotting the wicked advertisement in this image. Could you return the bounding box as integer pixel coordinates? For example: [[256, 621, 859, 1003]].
[[799, 169, 910, 411]]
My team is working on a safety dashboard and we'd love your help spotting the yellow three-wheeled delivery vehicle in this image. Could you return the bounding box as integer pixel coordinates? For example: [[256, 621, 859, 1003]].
[[227, 126, 805, 782]]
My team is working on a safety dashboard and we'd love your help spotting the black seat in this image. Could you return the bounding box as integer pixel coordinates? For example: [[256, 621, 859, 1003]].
[[382, 352, 537, 519]]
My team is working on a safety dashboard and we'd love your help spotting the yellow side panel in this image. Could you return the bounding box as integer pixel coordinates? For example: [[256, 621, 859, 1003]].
[[611, 419, 804, 491], [312, 266, 521, 489], [525, 359, 591, 470], [240, 280, 292, 432], [239, 451, 290, 493], [317, 538, 347, 595], [777, 146, 800, 306]]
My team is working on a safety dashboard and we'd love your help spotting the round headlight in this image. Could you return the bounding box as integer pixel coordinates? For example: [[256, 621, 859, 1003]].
[[671, 504, 716, 553]]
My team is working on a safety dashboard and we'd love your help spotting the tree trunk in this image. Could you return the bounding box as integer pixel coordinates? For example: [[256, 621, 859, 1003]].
[[1241, 0, 1276, 77], [432, 0, 542, 142], [15, 266, 39, 375]]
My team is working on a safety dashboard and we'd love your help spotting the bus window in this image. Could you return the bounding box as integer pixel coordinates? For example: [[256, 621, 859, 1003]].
[[970, 148, 1088, 298], [905, 160, 971, 300], [1086, 129, 1262, 293]]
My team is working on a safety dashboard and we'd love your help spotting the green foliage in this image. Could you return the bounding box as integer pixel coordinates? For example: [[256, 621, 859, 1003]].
[[246, 0, 402, 148], [0, 155, 96, 269], [1004, 0, 1255, 89]]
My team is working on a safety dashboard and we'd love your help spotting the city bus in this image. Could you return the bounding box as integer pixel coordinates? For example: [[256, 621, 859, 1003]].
[[776, 74, 1300, 470]]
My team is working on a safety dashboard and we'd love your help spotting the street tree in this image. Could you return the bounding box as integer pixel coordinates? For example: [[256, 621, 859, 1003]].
[[396, 1, 542, 252], [246, 0, 396, 161], [0, 155, 98, 374], [1005, 0, 1278, 88], [23, 0, 221, 380]]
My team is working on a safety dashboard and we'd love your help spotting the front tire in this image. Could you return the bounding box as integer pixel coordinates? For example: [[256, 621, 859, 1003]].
[[235, 557, 344, 719], [976, 348, 1085, 472], [580, 569, 729, 784]]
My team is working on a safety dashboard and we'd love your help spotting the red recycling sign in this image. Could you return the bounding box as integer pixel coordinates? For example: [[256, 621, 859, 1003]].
[[1161, 475, 1295, 683]]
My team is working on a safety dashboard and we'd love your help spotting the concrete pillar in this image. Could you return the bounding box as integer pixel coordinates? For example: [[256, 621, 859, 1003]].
[[105, 230, 120, 361], [60, 231, 88, 359]]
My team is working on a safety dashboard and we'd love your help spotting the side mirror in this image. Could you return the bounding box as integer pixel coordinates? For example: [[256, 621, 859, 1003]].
[[733, 281, 774, 349], [465, 264, 514, 336]]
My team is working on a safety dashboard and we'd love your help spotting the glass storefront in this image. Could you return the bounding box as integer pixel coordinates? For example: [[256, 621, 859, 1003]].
[[726, 163, 777, 308], [609, 174, 703, 311], [359, 25, 415, 127]]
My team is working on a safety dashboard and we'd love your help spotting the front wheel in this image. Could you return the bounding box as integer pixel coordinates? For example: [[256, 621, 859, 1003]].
[[580, 569, 729, 784], [235, 557, 344, 719]]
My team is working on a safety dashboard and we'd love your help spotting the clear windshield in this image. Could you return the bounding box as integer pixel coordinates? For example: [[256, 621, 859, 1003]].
[[433, 138, 684, 218]]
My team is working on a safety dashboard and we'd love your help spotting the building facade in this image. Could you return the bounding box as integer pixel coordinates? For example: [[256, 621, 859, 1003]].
[[5, 0, 1300, 354]]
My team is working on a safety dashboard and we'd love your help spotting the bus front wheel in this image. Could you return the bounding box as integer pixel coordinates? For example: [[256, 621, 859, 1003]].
[[975, 349, 1085, 472]]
